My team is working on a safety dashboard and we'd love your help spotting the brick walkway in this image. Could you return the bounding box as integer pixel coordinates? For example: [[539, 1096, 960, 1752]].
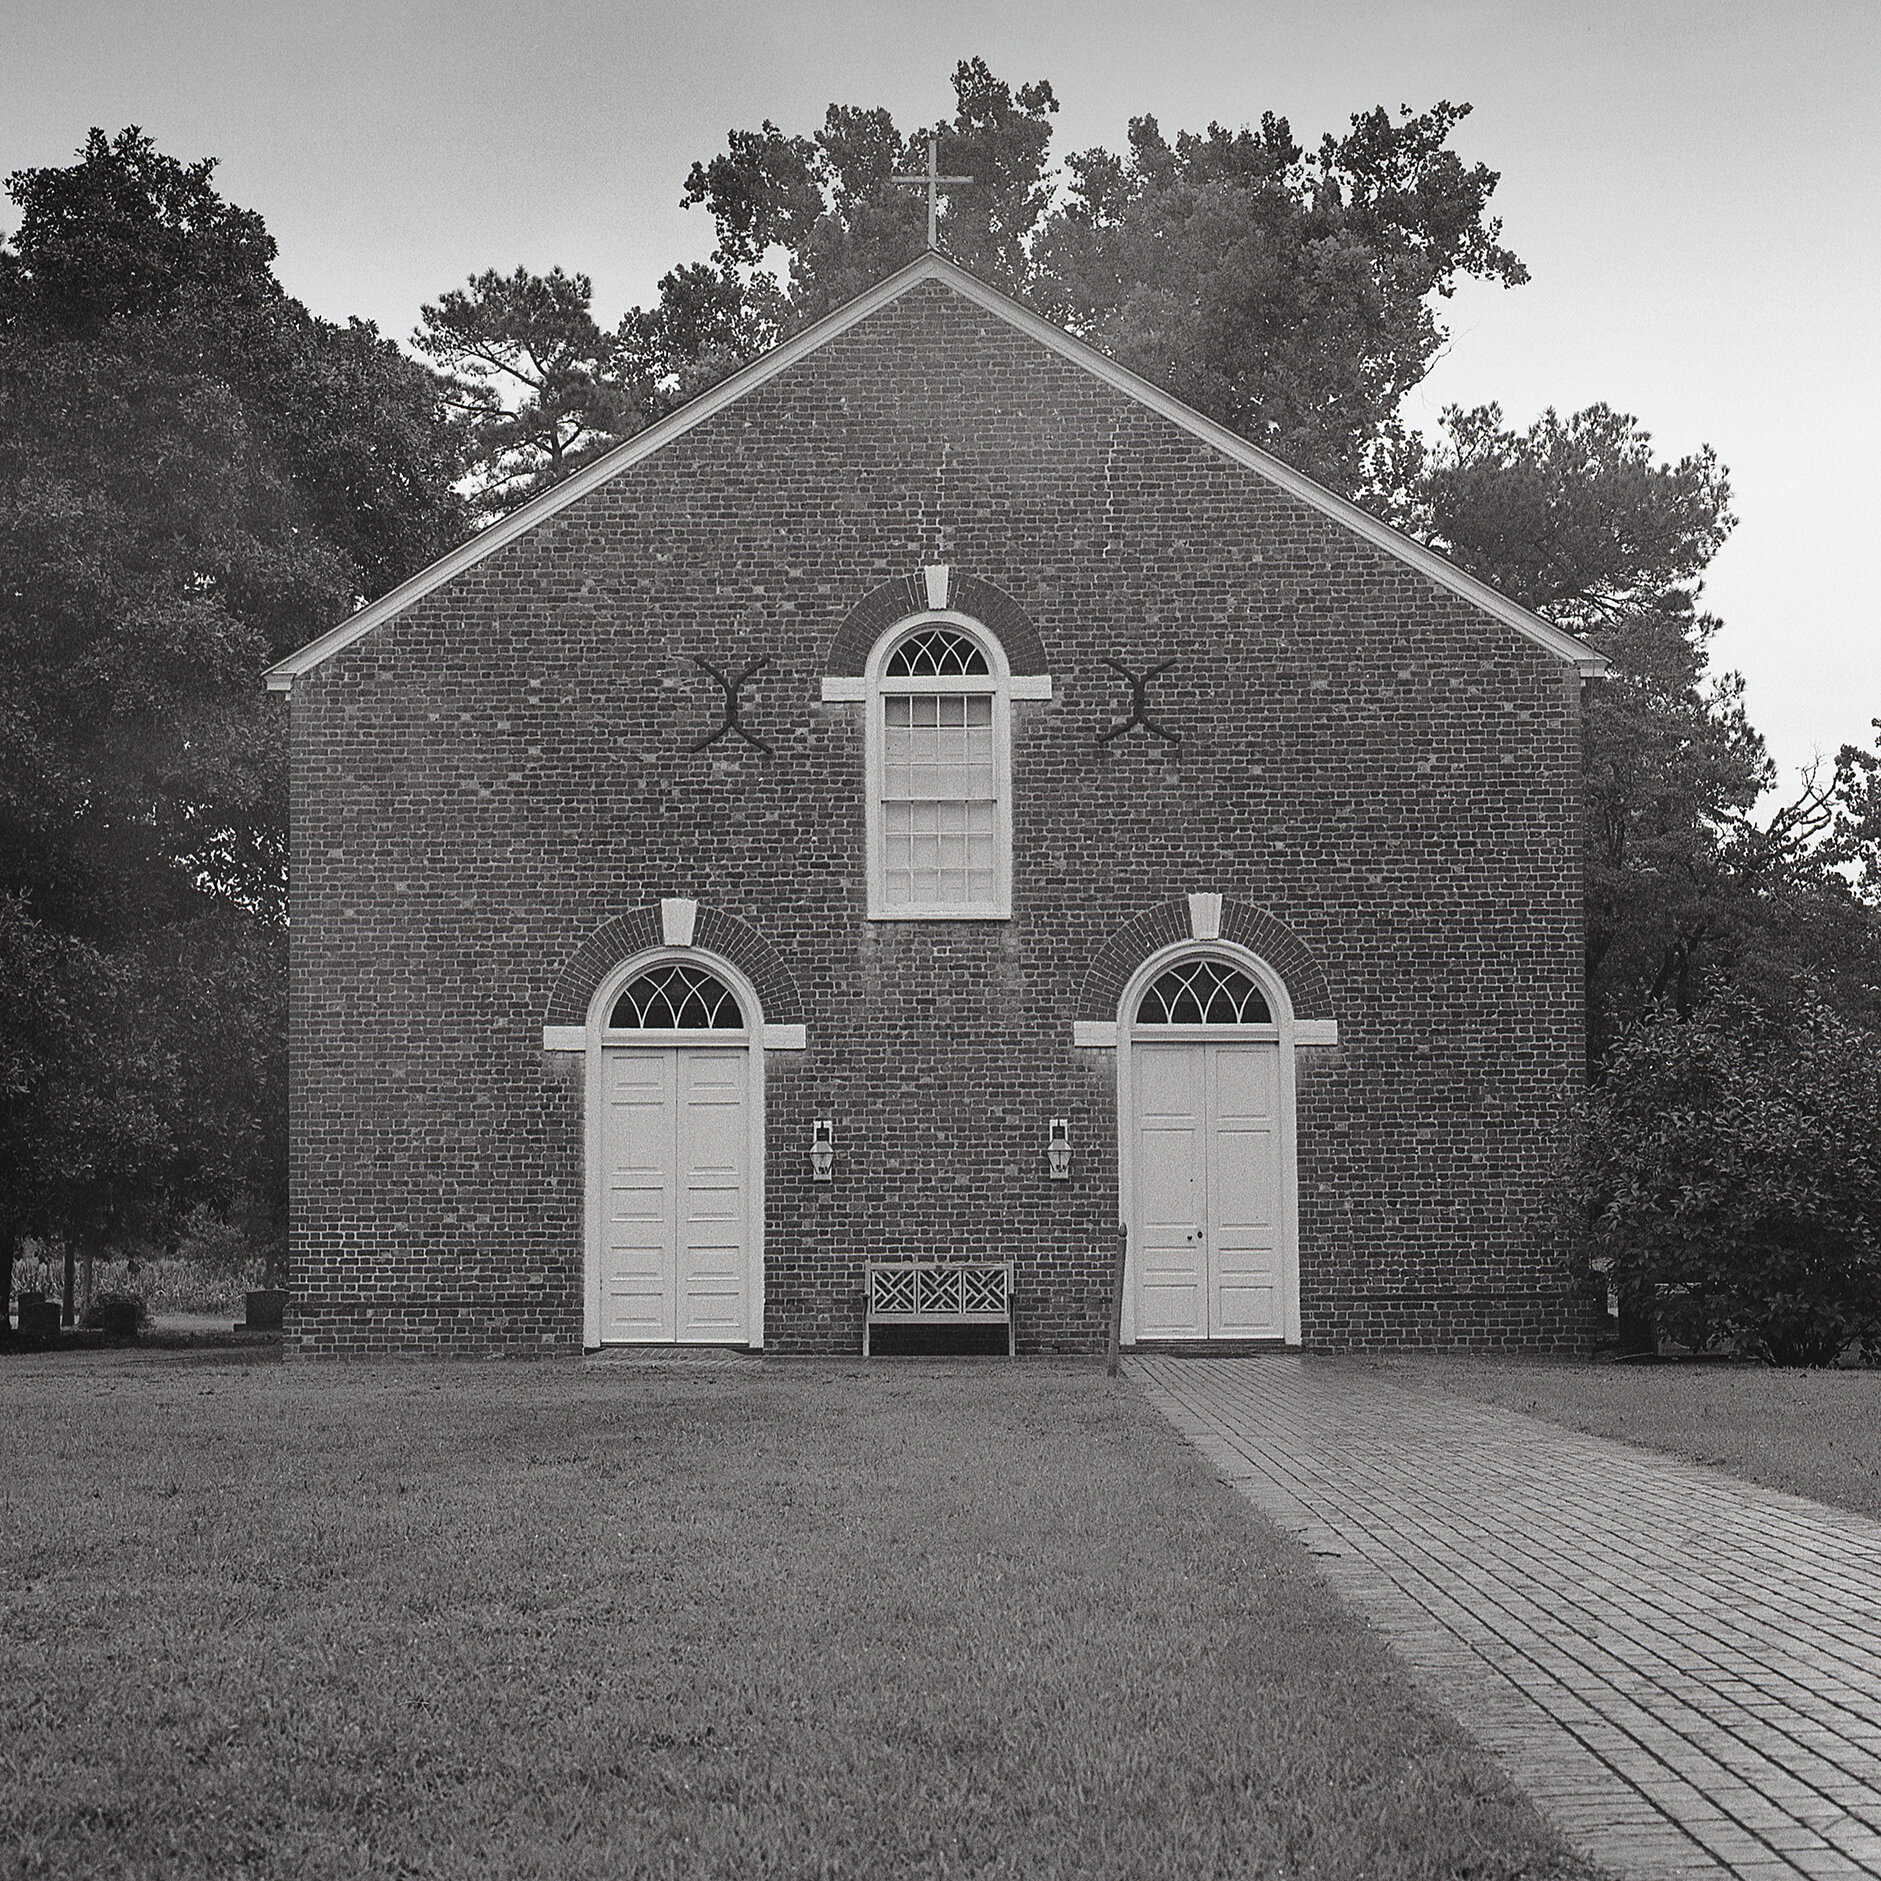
[[1130, 1356, 1881, 1881]]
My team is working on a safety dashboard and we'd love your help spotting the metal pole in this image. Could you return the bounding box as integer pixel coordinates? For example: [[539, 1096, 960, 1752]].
[[1106, 1222, 1128, 1376]]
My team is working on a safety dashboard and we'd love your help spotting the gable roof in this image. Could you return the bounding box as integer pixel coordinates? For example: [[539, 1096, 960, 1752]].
[[264, 251, 1608, 691]]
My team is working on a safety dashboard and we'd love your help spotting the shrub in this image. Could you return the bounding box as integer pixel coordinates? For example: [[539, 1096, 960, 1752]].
[[1572, 987, 1881, 1366], [174, 1203, 256, 1282], [140, 1254, 261, 1314], [175, 1199, 284, 1291], [80, 1290, 147, 1336]]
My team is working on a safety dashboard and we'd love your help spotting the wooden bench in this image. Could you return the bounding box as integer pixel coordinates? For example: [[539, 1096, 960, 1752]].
[[863, 1260, 1015, 1357]]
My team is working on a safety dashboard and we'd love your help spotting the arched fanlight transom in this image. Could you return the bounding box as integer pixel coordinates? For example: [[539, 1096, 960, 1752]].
[[884, 626, 989, 678], [608, 962, 743, 1030], [1136, 958, 1271, 1026]]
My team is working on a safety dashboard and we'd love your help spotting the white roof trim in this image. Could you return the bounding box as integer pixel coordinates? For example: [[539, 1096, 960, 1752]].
[[265, 251, 1606, 691]]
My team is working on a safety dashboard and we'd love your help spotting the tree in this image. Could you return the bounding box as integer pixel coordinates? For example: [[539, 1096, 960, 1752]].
[[666, 72, 1524, 498], [0, 126, 278, 335], [0, 128, 464, 1288], [0, 892, 207, 1323], [0, 897, 106, 1322], [639, 61, 1065, 394], [617, 260, 784, 410], [1396, 400, 1881, 1057], [1395, 402, 1734, 619], [3, 130, 469, 918], [1574, 986, 1881, 1365], [1033, 102, 1526, 495], [3, 129, 464, 610], [2, 328, 302, 935], [674, 61, 1060, 339], [1403, 402, 1752, 1048], [414, 266, 645, 522]]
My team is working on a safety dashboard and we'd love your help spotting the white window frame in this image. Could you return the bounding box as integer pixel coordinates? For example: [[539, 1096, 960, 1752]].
[[864, 611, 1013, 922]]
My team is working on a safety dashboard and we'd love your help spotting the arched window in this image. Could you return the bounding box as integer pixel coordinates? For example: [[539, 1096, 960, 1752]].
[[867, 614, 1010, 920], [883, 627, 989, 678], [1135, 958, 1272, 1026], [607, 962, 744, 1030]]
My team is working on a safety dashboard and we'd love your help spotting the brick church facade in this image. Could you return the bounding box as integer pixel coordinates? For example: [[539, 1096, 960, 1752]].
[[266, 252, 1605, 1358]]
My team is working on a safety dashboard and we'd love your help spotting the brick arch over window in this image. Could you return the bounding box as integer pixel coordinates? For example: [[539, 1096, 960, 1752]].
[[1076, 898, 1334, 1023], [824, 571, 1049, 676], [544, 905, 805, 1027]]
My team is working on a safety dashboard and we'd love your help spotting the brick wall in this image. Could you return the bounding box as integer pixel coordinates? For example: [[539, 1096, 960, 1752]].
[[285, 277, 1592, 1357]]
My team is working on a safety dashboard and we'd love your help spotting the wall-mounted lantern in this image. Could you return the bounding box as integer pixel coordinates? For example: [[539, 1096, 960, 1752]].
[[1047, 1117, 1072, 1181], [811, 1119, 834, 1182]]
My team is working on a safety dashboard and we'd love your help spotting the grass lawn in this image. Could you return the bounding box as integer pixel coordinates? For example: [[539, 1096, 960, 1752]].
[[2, 1351, 1603, 1881], [1351, 1354, 1881, 1521]]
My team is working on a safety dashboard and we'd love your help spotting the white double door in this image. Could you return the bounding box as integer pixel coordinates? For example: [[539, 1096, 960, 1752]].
[[599, 1047, 749, 1343], [1133, 1040, 1285, 1340]]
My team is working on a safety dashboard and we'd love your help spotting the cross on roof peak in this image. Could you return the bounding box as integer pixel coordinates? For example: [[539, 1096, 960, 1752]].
[[892, 132, 973, 251]]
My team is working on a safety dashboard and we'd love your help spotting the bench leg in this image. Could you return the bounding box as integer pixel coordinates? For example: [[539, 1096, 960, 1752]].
[[863, 1316, 871, 1358]]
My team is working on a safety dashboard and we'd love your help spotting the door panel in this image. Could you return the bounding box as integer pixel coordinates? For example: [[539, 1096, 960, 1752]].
[[1133, 1043, 1207, 1338], [599, 1046, 749, 1343], [1208, 1045, 1283, 1338], [676, 1049, 748, 1342], [1134, 1038, 1286, 1341], [601, 1051, 677, 1342]]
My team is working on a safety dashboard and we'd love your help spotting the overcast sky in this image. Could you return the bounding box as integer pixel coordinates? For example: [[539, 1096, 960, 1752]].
[[7, 0, 1876, 790]]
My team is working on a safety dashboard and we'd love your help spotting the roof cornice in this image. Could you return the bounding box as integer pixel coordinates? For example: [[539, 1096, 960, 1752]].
[[265, 251, 1607, 691]]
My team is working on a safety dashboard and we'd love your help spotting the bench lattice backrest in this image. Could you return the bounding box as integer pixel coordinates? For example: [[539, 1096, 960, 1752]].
[[866, 1260, 1011, 1320]]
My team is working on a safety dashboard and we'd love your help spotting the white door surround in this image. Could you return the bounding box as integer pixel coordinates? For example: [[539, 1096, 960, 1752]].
[[582, 947, 768, 1349], [1115, 941, 1303, 1346]]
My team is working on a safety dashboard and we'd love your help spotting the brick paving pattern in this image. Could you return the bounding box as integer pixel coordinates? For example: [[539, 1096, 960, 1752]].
[[1131, 1356, 1881, 1881]]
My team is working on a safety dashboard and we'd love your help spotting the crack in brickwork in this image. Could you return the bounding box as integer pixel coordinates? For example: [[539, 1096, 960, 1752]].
[[1134, 1356, 1881, 1881]]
